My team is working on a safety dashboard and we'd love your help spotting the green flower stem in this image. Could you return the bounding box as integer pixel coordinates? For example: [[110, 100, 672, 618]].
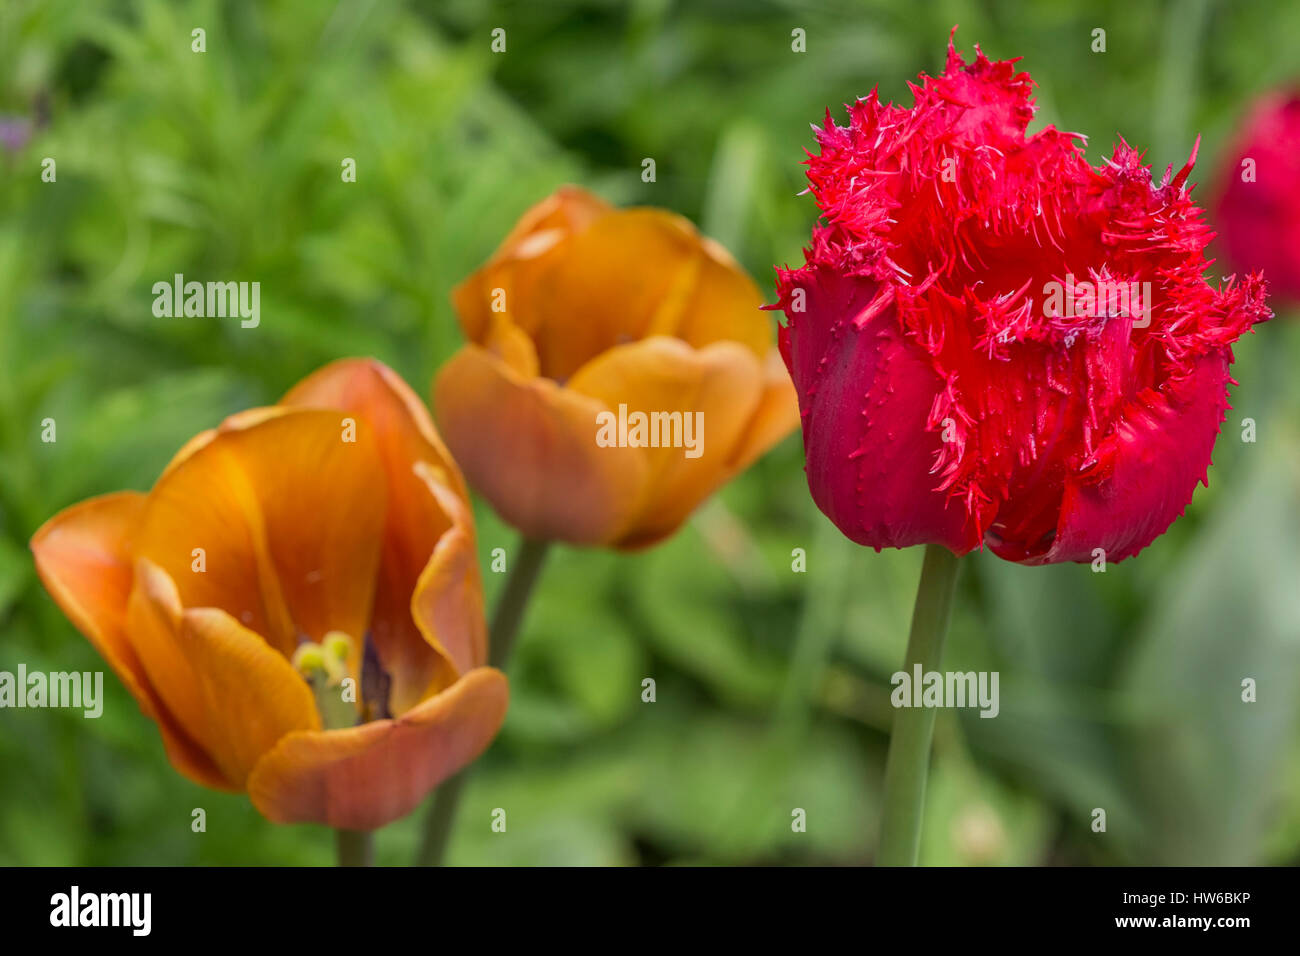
[[486, 537, 553, 670], [876, 543, 962, 866], [414, 770, 469, 869], [336, 828, 373, 867], [414, 536, 552, 866]]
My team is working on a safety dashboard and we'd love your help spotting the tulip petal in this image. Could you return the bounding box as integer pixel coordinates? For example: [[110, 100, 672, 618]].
[[282, 357, 467, 500], [453, 190, 773, 382], [452, 186, 611, 371], [125, 560, 227, 782], [31, 493, 226, 788], [435, 344, 650, 545], [566, 336, 764, 548], [159, 408, 289, 480], [1028, 354, 1233, 564], [31, 493, 148, 693], [411, 463, 488, 679], [247, 666, 508, 830], [673, 237, 773, 359], [723, 347, 801, 472], [524, 209, 706, 381], [787, 271, 982, 553], [282, 359, 485, 713], [134, 409, 387, 662], [177, 607, 321, 787], [482, 313, 542, 379], [492, 184, 611, 256]]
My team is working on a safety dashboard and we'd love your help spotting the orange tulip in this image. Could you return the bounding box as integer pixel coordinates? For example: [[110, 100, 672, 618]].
[[435, 186, 799, 548], [30, 359, 507, 831]]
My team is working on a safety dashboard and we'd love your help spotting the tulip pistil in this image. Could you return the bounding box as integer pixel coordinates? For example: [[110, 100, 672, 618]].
[[292, 631, 358, 730]]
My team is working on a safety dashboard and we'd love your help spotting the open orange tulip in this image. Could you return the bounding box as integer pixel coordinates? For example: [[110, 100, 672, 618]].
[[436, 186, 799, 548], [30, 359, 507, 831]]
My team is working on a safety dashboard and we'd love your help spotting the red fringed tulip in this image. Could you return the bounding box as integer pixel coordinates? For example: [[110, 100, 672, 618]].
[[1214, 91, 1300, 302], [31, 359, 507, 830], [774, 34, 1271, 565]]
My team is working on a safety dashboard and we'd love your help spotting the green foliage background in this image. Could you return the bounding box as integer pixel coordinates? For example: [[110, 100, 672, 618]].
[[2, 0, 1299, 865]]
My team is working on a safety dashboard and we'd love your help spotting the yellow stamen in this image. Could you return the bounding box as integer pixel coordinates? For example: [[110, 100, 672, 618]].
[[292, 632, 357, 729]]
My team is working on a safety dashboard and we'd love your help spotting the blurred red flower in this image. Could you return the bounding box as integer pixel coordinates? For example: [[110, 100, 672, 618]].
[[1214, 91, 1300, 302], [774, 32, 1270, 564]]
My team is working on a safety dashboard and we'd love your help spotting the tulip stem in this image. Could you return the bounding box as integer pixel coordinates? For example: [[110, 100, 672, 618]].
[[336, 829, 373, 867], [487, 537, 552, 670], [877, 543, 961, 867], [413, 536, 552, 866], [414, 770, 469, 868]]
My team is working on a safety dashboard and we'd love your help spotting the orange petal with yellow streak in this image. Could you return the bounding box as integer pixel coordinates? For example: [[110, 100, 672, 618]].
[[281, 358, 466, 500], [282, 359, 482, 714], [133, 409, 387, 665]]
